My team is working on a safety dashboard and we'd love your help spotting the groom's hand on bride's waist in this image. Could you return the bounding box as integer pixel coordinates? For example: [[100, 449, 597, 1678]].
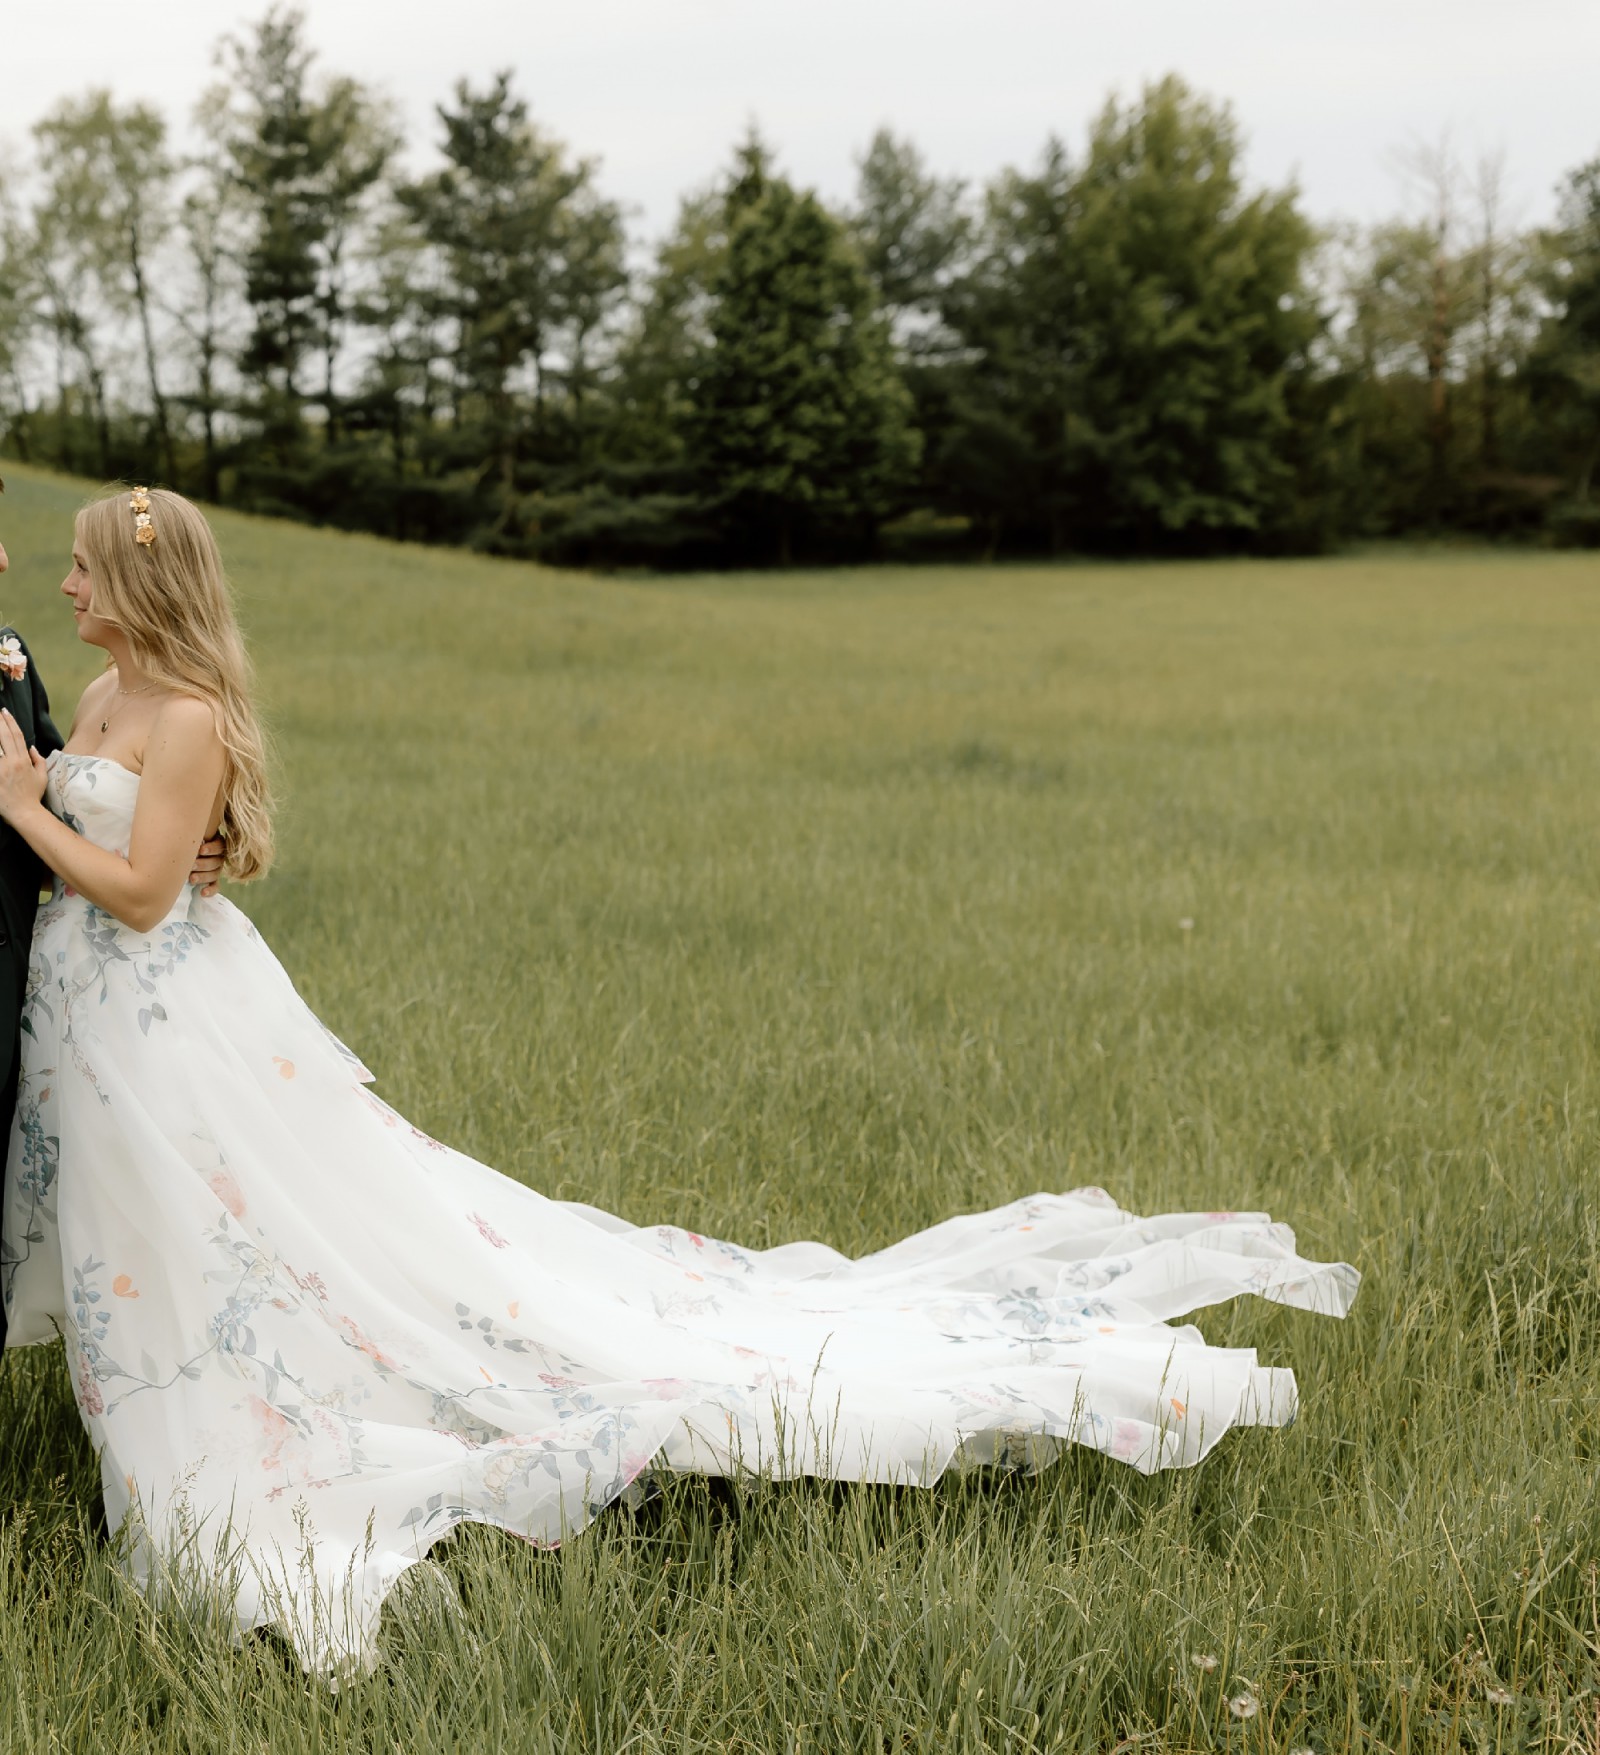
[[190, 836, 225, 897]]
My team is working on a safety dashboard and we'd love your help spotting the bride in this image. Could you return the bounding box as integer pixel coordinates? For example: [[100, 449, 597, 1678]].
[[0, 487, 1357, 1678]]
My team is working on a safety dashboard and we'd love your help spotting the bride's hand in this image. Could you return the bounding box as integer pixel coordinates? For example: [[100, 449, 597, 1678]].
[[0, 708, 49, 821]]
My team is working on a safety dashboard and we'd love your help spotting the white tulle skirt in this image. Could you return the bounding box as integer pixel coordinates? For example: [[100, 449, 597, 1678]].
[[3, 753, 1359, 1679]]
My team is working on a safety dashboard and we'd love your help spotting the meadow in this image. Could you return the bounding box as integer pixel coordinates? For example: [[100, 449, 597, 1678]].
[[0, 460, 1598, 1752]]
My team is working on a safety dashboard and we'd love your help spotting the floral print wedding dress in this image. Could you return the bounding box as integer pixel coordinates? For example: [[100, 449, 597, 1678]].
[[2, 752, 1358, 1678]]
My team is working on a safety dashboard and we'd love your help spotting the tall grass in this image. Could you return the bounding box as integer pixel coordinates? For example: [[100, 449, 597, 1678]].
[[1, 463, 1598, 1750]]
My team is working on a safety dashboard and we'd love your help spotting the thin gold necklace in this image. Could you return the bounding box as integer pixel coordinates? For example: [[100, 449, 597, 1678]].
[[99, 679, 156, 736]]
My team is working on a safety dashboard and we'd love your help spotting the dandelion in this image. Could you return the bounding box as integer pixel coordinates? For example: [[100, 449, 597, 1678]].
[[1227, 1692, 1259, 1720], [1191, 1653, 1219, 1672], [1485, 1686, 1514, 1706], [1178, 917, 1195, 932]]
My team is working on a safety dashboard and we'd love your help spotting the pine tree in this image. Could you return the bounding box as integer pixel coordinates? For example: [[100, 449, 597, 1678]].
[[1532, 160, 1600, 526], [212, 6, 395, 482], [400, 72, 626, 543], [690, 142, 918, 565]]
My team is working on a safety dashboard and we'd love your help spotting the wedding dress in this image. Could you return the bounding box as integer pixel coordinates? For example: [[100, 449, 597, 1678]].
[[2, 751, 1358, 1678]]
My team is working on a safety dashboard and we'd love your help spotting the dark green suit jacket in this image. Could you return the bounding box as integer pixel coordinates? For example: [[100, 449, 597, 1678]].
[[0, 629, 62, 1350]]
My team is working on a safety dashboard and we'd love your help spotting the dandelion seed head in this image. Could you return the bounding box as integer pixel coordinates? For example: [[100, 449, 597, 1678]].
[[1191, 1653, 1219, 1672], [1178, 917, 1195, 931], [1227, 1692, 1259, 1720], [1485, 1686, 1514, 1706]]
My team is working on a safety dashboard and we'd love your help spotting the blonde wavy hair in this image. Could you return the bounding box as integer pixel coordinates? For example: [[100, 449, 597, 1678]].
[[76, 486, 273, 882]]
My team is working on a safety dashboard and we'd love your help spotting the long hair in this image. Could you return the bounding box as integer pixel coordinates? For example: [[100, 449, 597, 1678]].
[[76, 487, 273, 882]]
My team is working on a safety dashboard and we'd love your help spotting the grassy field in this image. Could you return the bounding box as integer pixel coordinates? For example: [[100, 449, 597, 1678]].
[[0, 461, 1598, 1752]]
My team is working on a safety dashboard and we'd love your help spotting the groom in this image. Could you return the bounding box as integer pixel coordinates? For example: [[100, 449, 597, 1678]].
[[0, 476, 225, 1349]]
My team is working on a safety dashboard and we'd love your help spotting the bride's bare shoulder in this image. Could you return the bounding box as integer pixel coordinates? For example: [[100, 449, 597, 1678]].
[[144, 693, 224, 768], [153, 692, 221, 738]]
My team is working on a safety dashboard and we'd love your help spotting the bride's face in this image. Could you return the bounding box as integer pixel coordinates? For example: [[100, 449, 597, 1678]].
[[61, 548, 113, 646]]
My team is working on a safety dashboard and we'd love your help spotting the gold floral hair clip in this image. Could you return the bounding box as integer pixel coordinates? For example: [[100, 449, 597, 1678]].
[[130, 487, 156, 546]]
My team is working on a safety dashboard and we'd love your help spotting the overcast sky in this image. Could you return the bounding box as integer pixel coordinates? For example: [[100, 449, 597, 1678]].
[[4, 0, 1597, 239]]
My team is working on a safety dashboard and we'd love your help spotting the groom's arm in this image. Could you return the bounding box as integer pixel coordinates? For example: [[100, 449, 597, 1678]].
[[18, 634, 62, 759], [7, 634, 60, 897]]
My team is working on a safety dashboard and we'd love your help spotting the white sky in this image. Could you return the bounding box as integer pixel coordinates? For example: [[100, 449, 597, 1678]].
[[2, 0, 1597, 239]]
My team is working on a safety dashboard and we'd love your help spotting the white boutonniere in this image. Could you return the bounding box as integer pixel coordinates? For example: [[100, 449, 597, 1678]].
[[0, 636, 26, 683]]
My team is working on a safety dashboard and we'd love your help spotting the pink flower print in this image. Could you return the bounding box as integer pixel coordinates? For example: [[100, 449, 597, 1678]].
[[292, 1267, 328, 1301], [249, 1394, 293, 1472], [687, 1233, 705, 1248], [207, 1168, 247, 1218], [76, 1364, 104, 1416], [469, 1212, 509, 1249], [359, 1088, 401, 1127], [338, 1314, 398, 1371], [1111, 1419, 1145, 1460]]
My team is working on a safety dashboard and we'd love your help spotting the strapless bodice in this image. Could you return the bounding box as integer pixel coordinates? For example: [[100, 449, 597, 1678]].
[[46, 750, 140, 858]]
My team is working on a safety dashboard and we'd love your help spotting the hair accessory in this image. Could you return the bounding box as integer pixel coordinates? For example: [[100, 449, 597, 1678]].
[[130, 487, 156, 546]]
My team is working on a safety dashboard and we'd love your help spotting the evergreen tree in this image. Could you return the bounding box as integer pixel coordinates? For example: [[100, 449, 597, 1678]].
[[608, 191, 725, 469], [689, 142, 918, 565], [215, 8, 328, 448], [848, 131, 967, 342], [400, 72, 626, 542], [934, 141, 1084, 554], [1532, 160, 1600, 531], [213, 6, 395, 484]]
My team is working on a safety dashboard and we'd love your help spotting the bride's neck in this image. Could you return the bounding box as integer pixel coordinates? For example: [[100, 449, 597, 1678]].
[[105, 636, 153, 693]]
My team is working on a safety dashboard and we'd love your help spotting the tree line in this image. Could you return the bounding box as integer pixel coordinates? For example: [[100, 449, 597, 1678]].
[[2, 7, 1598, 568]]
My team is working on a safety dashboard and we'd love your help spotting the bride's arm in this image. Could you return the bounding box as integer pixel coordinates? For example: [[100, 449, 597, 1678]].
[[0, 698, 225, 932]]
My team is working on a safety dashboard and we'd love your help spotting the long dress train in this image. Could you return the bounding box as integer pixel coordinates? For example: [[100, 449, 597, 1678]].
[[3, 752, 1358, 1678]]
